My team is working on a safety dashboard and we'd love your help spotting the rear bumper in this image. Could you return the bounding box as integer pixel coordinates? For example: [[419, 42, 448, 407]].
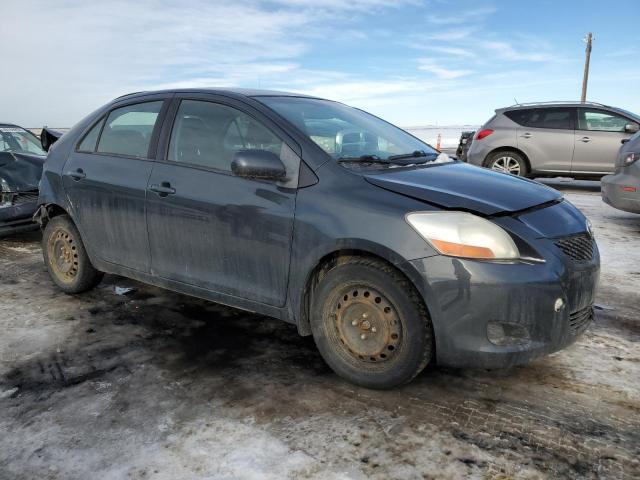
[[406, 249, 599, 369], [466, 139, 490, 167], [0, 201, 39, 238], [601, 173, 640, 213]]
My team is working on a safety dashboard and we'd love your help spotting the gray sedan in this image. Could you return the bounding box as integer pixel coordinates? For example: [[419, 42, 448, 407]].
[[602, 132, 640, 213]]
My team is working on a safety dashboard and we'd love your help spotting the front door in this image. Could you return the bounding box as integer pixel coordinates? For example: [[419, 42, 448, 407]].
[[572, 108, 639, 174], [146, 97, 300, 307], [62, 98, 167, 272]]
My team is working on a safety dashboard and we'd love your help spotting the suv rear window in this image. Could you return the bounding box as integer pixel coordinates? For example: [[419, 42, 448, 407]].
[[505, 108, 574, 130]]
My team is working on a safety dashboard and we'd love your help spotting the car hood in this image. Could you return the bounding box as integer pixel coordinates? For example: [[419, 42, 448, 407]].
[[363, 162, 561, 215], [0, 151, 45, 191]]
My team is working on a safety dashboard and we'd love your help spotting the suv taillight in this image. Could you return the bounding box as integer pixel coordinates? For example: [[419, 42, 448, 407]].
[[475, 129, 494, 140]]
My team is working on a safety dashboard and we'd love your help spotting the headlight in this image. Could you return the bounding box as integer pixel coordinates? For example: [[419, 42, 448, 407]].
[[621, 152, 639, 167], [0, 178, 12, 207], [406, 211, 520, 260]]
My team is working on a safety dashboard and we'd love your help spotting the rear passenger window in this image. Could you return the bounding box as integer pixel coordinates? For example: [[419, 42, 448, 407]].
[[97, 101, 163, 158], [168, 100, 283, 172], [77, 117, 105, 152], [526, 108, 574, 130]]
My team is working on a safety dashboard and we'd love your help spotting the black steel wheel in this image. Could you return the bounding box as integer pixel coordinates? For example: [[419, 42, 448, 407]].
[[42, 215, 103, 293], [311, 257, 433, 389]]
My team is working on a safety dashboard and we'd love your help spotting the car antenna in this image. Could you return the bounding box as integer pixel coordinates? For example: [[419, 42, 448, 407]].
[[514, 97, 519, 105]]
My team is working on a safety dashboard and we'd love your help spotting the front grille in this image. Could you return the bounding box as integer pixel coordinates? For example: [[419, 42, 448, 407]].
[[10, 190, 39, 206], [569, 306, 593, 333], [554, 233, 594, 261]]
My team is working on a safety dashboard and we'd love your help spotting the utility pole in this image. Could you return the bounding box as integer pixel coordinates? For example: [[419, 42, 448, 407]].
[[581, 32, 593, 103]]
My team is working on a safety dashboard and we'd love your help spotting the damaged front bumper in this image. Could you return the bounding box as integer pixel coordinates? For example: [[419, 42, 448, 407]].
[[0, 190, 40, 237], [406, 243, 600, 369]]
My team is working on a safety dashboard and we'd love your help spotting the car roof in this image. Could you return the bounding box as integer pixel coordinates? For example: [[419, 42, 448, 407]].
[[114, 88, 321, 102], [501, 101, 616, 111], [0, 123, 23, 128], [497, 102, 640, 121]]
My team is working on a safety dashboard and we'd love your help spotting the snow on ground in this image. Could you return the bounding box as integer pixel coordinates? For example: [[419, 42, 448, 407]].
[[0, 180, 639, 479]]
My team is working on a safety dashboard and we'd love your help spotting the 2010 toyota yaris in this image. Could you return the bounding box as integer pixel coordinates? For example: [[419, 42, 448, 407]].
[[36, 89, 600, 389]]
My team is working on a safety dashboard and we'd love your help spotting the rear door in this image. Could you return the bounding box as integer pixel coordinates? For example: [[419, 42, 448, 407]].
[[572, 108, 639, 174], [62, 96, 170, 272], [509, 107, 576, 173], [146, 95, 301, 306]]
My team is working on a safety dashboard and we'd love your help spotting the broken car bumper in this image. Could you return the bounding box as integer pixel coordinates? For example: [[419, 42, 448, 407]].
[[406, 247, 600, 369]]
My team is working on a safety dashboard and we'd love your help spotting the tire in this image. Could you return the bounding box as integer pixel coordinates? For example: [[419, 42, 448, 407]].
[[484, 150, 528, 177], [310, 257, 433, 389], [42, 215, 103, 293]]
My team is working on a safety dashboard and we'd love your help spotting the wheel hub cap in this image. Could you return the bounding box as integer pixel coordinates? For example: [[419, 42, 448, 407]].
[[492, 156, 521, 175]]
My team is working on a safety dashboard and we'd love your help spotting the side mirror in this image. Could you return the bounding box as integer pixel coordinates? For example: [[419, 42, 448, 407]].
[[625, 123, 639, 134], [40, 127, 64, 152], [231, 149, 287, 180]]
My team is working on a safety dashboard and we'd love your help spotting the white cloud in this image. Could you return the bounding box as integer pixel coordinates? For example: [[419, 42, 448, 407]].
[[0, 0, 416, 125], [426, 6, 497, 25], [421, 46, 474, 57], [425, 27, 478, 41], [480, 41, 557, 62], [418, 59, 473, 79]]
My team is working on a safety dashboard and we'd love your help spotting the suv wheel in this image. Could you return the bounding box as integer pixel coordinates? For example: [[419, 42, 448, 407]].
[[485, 150, 528, 176], [43, 215, 103, 293], [310, 257, 433, 389]]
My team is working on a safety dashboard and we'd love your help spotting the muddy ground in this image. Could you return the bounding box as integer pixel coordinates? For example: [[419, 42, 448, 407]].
[[1, 183, 639, 479]]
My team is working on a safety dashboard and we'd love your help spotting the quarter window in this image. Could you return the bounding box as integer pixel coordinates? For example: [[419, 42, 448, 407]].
[[77, 117, 105, 152], [97, 101, 163, 157], [168, 100, 283, 172], [579, 109, 635, 132], [504, 109, 532, 126]]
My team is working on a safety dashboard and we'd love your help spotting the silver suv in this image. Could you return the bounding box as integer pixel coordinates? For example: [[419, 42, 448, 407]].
[[467, 102, 640, 178]]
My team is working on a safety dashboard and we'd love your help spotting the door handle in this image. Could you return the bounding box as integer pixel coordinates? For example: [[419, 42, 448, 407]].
[[149, 182, 176, 196], [521, 132, 532, 139], [580, 136, 591, 143], [67, 168, 86, 181]]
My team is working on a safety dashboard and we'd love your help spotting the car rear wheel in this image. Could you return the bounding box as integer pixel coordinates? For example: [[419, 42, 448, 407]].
[[42, 215, 103, 293], [310, 257, 433, 389], [485, 151, 528, 177]]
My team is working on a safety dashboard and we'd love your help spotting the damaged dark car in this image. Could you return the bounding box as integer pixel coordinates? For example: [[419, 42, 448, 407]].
[[0, 124, 46, 237], [35, 89, 600, 389]]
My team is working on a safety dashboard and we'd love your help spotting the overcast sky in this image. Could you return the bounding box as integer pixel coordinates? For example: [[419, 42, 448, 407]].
[[2, 0, 639, 127]]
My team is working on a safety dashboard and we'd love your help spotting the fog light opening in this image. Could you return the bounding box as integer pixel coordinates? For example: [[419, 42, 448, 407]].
[[487, 322, 531, 347]]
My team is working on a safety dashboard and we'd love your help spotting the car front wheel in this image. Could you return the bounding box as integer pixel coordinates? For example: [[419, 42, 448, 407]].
[[311, 257, 434, 389]]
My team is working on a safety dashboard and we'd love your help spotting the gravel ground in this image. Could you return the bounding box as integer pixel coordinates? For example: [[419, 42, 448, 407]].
[[0, 183, 638, 480]]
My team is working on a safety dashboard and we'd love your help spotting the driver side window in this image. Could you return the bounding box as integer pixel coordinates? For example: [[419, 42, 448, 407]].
[[169, 100, 283, 172], [579, 109, 636, 132]]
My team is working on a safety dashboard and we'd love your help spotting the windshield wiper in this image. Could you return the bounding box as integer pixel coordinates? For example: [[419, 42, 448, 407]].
[[337, 154, 390, 164], [387, 150, 436, 162]]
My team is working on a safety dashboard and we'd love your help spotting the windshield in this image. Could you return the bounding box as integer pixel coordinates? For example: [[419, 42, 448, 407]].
[[0, 127, 46, 155], [258, 97, 439, 161]]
